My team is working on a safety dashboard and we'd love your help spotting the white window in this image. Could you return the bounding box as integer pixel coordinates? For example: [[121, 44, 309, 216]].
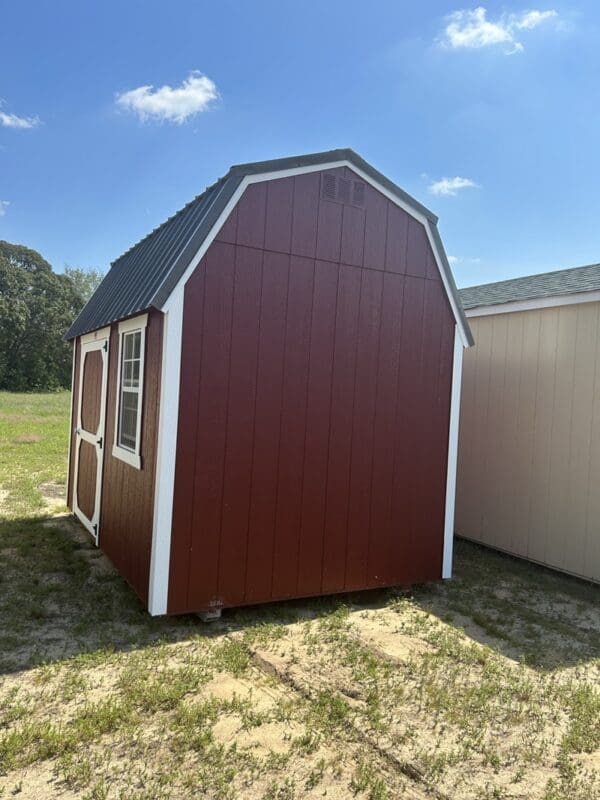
[[112, 314, 148, 469]]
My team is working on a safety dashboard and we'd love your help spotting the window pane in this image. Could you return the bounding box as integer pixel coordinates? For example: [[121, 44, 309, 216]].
[[123, 361, 133, 387], [119, 390, 138, 450], [124, 332, 134, 359], [118, 327, 144, 453]]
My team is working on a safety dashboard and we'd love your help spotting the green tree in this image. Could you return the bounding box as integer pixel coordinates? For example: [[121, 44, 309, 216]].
[[0, 241, 101, 391], [63, 266, 104, 304]]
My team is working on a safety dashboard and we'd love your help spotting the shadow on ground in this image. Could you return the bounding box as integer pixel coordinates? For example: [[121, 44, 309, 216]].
[[0, 513, 598, 675], [413, 538, 600, 671]]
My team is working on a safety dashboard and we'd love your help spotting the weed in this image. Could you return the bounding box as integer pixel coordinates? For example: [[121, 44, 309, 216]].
[[351, 758, 388, 799], [560, 683, 600, 754], [305, 758, 326, 790], [212, 638, 251, 676]]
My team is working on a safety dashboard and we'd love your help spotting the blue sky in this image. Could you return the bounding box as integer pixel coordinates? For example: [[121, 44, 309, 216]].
[[0, 1, 597, 287]]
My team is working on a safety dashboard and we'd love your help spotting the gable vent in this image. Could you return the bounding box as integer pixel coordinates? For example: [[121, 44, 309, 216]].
[[321, 173, 366, 207], [352, 181, 365, 207], [322, 173, 337, 201], [337, 178, 350, 204]]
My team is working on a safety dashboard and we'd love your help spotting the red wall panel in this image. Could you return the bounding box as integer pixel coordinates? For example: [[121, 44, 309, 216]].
[[244, 251, 289, 602], [345, 268, 384, 590], [296, 259, 338, 597], [321, 264, 362, 593], [270, 255, 314, 600], [169, 167, 455, 613]]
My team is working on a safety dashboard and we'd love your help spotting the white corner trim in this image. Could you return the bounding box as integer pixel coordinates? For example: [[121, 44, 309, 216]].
[[442, 324, 464, 580], [112, 313, 148, 470], [148, 290, 184, 615], [158, 160, 471, 348], [465, 289, 600, 318]]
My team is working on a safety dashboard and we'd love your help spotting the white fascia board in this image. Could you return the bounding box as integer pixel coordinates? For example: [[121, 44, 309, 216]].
[[442, 324, 464, 580], [465, 290, 600, 318]]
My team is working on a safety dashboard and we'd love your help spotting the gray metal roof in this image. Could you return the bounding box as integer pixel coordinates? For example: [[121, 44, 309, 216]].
[[67, 148, 472, 345], [459, 263, 600, 310]]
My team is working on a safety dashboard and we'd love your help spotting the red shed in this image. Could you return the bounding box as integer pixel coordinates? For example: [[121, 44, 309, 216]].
[[66, 149, 473, 616]]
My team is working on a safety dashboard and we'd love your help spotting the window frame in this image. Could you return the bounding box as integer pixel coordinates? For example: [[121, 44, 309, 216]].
[[112, 313, 148, 469]]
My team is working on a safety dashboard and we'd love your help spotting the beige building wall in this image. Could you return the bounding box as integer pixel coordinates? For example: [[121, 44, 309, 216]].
[[456, 300, 600, 583]]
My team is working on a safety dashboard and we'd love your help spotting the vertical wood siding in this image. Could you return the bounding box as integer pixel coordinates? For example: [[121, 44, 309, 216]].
[[456, 303, 600, 583], [100, 310, 163, 603], [169, 167, 455, 613], [68, 311, 163, 604]]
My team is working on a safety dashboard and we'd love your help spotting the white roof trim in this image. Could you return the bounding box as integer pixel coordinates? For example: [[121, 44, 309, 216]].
[[159, 160, 471, 348], [465, 289, 600, 318]]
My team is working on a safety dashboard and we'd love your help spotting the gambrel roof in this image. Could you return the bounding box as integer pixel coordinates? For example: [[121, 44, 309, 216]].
[[66, 149, 473, 345]]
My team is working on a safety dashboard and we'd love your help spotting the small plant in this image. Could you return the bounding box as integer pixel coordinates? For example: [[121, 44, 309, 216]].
[[263, 777, 296, 799], [350, 758, 388, 799]]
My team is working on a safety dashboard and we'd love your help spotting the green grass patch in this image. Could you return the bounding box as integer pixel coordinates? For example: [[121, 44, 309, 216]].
[[0, 390, 71, 517]]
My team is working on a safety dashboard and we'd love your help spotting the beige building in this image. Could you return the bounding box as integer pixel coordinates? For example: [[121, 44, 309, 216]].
[[456, 264, 600, 584]]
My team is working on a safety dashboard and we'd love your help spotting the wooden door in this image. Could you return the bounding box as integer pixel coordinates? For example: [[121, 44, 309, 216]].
[[73, 332, 110, 542]]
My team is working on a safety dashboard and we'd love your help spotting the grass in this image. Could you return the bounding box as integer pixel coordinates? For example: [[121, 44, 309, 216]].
[[0, 391, 599, 799], [0, 391, 71, 517]]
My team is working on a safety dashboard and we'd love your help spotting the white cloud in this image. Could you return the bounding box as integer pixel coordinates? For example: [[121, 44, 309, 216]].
[[0, 200, 10, 217], [116, 71, 218, 124], [515, 10, 557, 29], [441, 7, 558, 55], [429, 176, 479, 196], [448, 255, 481, 265], [0, 109, 40, 129]]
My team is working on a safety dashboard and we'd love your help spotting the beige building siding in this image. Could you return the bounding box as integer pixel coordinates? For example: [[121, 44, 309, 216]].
[[456, 301, 600, 583]]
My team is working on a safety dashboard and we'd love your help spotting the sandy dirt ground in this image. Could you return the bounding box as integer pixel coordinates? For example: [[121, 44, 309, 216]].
[[0, 508, 598, 799]]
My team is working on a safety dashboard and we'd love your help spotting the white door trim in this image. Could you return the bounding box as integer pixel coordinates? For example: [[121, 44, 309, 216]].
[[72, 334, 110, 543]]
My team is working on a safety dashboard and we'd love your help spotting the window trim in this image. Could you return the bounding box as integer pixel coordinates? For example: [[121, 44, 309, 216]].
[[112, 313, 148, 469]]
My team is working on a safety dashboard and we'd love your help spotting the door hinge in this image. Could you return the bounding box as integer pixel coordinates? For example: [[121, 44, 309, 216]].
[[97, 436, 103, 449], [103, 340, 108, 352], [93, 523, 98, 537]]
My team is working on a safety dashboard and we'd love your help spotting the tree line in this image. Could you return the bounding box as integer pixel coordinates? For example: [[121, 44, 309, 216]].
[[0, 240, 104, 391]]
